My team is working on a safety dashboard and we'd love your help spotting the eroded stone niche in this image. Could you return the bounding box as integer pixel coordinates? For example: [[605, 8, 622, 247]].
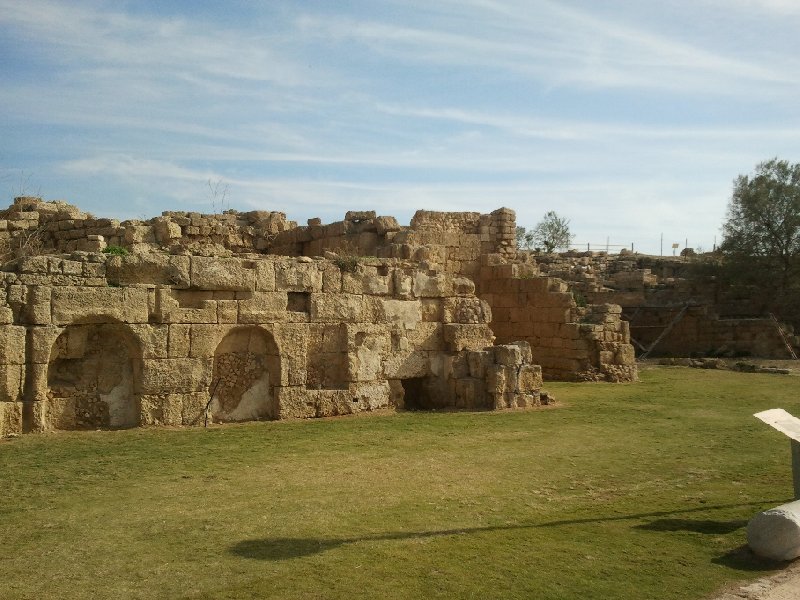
[[210, 327, 279, 422], [47, 322, 141, 429]]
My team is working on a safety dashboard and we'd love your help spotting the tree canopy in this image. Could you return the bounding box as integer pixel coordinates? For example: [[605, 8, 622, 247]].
[[522, 211, 573, 253], [720, 158, 800, 299]]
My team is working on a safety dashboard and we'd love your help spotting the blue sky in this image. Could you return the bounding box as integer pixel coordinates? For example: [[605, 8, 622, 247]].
[[2, 0, 799, 254]]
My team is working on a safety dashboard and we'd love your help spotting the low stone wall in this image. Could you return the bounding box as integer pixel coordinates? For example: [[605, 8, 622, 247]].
[[0, 196, 293, 258], [628, 306, 794, 359]]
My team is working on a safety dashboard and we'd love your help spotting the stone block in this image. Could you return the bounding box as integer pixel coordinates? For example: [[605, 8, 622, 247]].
[[168, 325, 191, 358], [494, 344, 523, 366], [18, 256, 50, 274], [517, 364, 543, 392], [129, 324, 169, 359], [275, 261, 323, 292], [467, 351, 490, 378], [311, 294, 364, 323], [322, 265, 342, 293], [254, 261, 276, 291], [397, 323, 440, 352], [190, 256, 255, 291], [342, 271, 390, 295], [0, 326, 27, 364], [443, 297, 490, 324], [413, 271, 453, 298], [419, 299, 443, 323], [0, 365, 24, 403], [0, 401, 23, 437], [124, 225, 155, 244], [452, 277, 476, 296], [347, 331, 388, 381], [349, 381, 391, 410], [393, 272, 413, 299], [273, 386, 309, 419], [383, 350, 429, 379], [217, 300, 239, 324], [139, 394, 184, 426], [106, 254, 190, 288], [747, 500, 800, 561], [375, 216, 400, 235], [153, 219, 182, 244], [182, 391, 209, 426], [454, 378, 487, 409], [237, 292, 288, 323], [139, 357, 213, 394], [51, 286, 149, 325], [443, 323, 494, 351], [379, 299, 421, 331], [190, 324, 229, 358], [26, 285, 51, 325]]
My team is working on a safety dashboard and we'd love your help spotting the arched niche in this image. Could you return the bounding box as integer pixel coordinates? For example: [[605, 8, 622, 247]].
[[47, 320, 142, 430], [210, 327, 280, 422]]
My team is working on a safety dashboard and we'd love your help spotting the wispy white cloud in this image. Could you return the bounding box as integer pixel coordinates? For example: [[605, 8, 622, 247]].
[[296, 0, 797, 94], [0, 0, 316, 88], [1, 1, 798, 255]]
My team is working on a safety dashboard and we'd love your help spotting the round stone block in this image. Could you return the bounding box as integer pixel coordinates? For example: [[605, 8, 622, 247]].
[[747, 500, 800, 561]]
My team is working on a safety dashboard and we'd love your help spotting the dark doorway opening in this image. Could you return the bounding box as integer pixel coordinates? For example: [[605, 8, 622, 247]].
[[400, 377, 433, 410]]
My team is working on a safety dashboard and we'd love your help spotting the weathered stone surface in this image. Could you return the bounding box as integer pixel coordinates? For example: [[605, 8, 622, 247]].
[[51, 287, 149, 325], [275, 261, 323, 292], [0, 197, 566, 437], [311, 294, 364, 322], [748, 500, 800, 561], [190, 256, 255, 291], [107, 254, 190, 288], [139, 358, 213, 394], [443, 323, 495, 351], [237, 292, 288, 323], [379, 299, 421, 330]]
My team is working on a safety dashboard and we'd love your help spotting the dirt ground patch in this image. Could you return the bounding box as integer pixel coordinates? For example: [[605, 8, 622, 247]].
[[708, 559, 800, 600]]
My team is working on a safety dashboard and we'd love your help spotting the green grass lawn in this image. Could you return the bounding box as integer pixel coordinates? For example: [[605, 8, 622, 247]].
[[1, 366, 798, 599]]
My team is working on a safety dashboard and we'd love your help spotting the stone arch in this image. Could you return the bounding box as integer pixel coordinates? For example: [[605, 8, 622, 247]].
[[210, 326, 279, 422], [46, 319, 142, 430]]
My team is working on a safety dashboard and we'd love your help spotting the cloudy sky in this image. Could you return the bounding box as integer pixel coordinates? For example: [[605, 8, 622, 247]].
[[1, 0, 798, 254]]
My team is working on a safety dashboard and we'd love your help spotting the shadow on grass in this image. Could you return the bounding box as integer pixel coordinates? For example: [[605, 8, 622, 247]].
[[230, 499, 785, 563], [633, 518, 748, 535], [712, 544, 791, 572]]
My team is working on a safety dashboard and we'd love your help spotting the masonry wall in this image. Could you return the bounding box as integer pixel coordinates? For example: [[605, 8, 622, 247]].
[[0, 197, 640, 406], [477, 260, 636, 382], [0, 196, 294, 258], [627, 306, 795, 359], [0, 251, 544, 438]]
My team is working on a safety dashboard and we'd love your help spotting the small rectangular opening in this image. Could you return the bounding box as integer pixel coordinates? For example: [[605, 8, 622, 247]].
[[287, 291, 310, 313], [400, 377, 433, 410]]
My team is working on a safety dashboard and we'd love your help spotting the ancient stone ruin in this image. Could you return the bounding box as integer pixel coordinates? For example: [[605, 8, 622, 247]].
[[533, 251, 800, 359], [0, 196, 637, 437]]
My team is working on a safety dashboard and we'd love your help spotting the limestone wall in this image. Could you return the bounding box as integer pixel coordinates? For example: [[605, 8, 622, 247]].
[[267, 208, 517, 284], [0, 251, 544, 437], [0, 196, 641, 408], [627, 306, 795, 359], [477, 259, 636, 382], [0, 196, 293, 258]]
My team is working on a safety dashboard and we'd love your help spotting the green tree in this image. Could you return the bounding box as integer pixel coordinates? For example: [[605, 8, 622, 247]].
[[720, 158, 800, 299], [529, 211, 573, 253], [515, 225, 527, 250]]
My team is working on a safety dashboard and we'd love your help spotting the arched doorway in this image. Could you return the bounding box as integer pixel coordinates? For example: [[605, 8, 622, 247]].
[[47, 322, 141, 430], [210, 327, 279, 422]]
